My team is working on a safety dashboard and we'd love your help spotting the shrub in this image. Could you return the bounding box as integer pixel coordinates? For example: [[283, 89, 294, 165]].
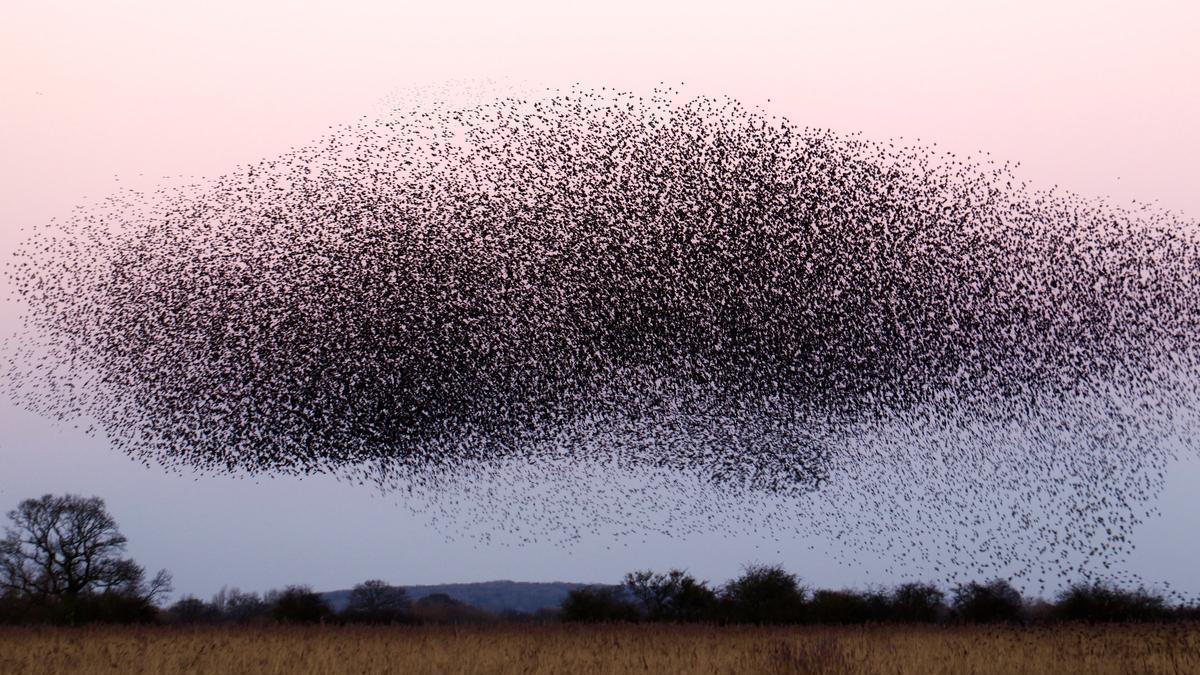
[[807, 590, 873, 624], [70, 592, 159, 624], [211, 587, 270, 624], [341, 580, 411, 624], [623, 570, 717, 622], [721, 564, 807, 624], [560, 587, 639, 623], [1055, 581, 1169, 623], [167, 597, 221, 624], [268, 586, 333, 624], [952, 579, 1024, 623], [411, 593, 495, 624], [891, 582, 946, 622]]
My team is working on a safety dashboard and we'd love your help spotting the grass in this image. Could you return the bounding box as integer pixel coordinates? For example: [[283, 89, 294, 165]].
[[0, 623, 1197, 674]]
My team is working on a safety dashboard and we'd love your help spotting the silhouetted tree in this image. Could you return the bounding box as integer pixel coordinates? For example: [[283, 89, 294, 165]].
[[559, 567, 1198, 626], [560, 587, 639, 623], [211, 586, 269, 624], [167, 596, 221, 624], [721, 564, 807, 624], [343, 579, 411, 623], [0, 494, 171, 624], [891, 582, 946, 622], [807, 590, 873, 624], [1055, 581, 1168, 623], [623, 569, 717, 622], [411, 592, 495, 623], [268, 585, 332, 624], [952, 579, 1024, 623]]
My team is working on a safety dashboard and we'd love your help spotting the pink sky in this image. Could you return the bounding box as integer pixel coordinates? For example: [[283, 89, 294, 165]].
[[3, 0, 1198, 235], [2, 1, 1198, 597]]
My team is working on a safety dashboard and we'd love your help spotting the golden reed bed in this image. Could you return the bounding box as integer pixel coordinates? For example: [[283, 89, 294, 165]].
[[1, 623, 1197, 675]]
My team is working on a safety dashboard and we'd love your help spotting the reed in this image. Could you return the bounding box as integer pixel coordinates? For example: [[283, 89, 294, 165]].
[[1, 623, 1197, 675]]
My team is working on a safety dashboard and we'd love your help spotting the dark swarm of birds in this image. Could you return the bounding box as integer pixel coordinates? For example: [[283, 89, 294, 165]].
[[6, 86, 1199, 595]]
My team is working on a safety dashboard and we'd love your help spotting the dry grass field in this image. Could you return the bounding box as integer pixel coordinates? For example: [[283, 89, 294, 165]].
[[1, 623, 1197, 675]]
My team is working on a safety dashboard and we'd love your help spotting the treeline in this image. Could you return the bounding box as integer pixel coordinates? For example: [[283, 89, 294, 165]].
[[4, 495, 1199, 626], [5, 568, 1200, 627], [159, 581, 550, 626], [10, 568, 1196, 627], [561, 565, 1200, 625], [0, 578, 524, 626]]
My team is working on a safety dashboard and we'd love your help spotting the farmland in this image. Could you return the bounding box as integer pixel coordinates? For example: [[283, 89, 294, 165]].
[[1, 623, 1197, 675]]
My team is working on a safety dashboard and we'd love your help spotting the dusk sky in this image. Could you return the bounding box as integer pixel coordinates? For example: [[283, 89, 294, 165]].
[[2, 0, 1198, 600]]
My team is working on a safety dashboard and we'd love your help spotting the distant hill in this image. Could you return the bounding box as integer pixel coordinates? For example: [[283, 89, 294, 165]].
[[323, 580, 608, 614]]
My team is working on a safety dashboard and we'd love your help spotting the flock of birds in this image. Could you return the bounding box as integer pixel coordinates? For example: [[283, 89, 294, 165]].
[[6, 86, 1199, 593]]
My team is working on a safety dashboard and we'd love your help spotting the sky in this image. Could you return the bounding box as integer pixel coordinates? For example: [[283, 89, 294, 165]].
[[1, 0, 1198, 599]]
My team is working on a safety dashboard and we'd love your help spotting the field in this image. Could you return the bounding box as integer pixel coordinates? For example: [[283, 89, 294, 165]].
[[1, 624, 1198, 675]]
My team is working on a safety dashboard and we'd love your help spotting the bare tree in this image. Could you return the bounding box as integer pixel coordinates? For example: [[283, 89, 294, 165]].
[[624, 569, 716, 622], [343, 579, 410, 623], [210, 586, 268, 623], [0, 494, 171, 621], [267, 585, 332, 624], [951, 579, 1024, 623]]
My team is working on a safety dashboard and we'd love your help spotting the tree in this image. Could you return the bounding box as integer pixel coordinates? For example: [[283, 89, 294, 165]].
[[1054, 581, 1168, 623], [560, 587, 639, 623], [951, 579, 1024, 623], [267, 585, 332, 624], [211, 586, 269, 624], [0, 494, 171, 623], [623, 569, 717, 622], [411, 593, 496, 624], [721, 564, 807, 624], [343, 579, 411, 623], [167, 596, 221, 624], [891, 582, 946, 622]]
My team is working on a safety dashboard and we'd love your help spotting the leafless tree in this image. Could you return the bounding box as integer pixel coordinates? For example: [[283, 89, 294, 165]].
[[344, 579, 410, 623], [0, 494, 172, 614]]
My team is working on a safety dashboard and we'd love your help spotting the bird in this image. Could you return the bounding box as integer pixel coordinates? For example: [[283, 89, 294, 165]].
[[6, 83, 1199, 589]]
